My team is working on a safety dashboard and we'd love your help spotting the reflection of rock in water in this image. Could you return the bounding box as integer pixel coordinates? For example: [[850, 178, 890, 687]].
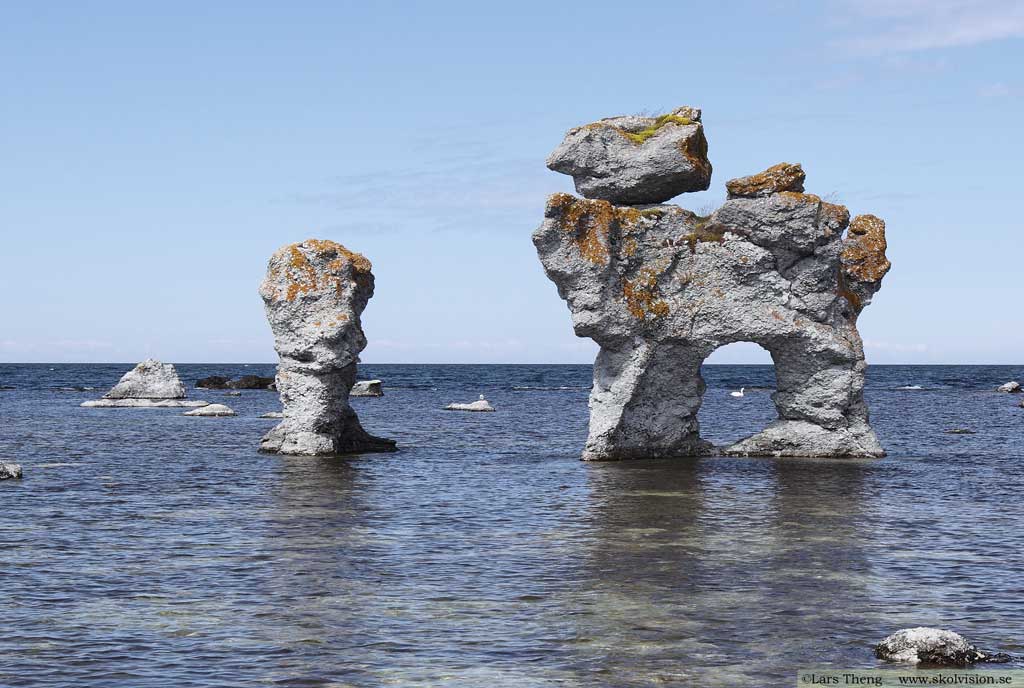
[[567, 457, 877, 686]]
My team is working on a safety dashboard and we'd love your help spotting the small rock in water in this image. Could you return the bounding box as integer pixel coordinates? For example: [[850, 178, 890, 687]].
[[945, 428, 976, 435], [445, 395, 495, 412], [997, 381, 1021, 393], [350, 380, 384, 397], [196, 375, 231, 389], [260, 411, 284, 419], [229, 375, 275, 390], [875, 628, 1012, 666], [183, 403, 237, 417], [103, 359, 187, 399], [0, 463, 23, 480], [224, 391, 242, 397]]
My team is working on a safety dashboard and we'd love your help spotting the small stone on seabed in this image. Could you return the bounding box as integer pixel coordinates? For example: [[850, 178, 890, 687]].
[[445, 395, 495, 412], [875, 628, 1011, 666], [183, 403, 237, 417], [0, 463, 23, 480], [997, 381, 1021, 393]]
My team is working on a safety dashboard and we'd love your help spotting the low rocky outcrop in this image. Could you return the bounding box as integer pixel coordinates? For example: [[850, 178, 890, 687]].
[[105, 359, 186, 399], [547, 106, 711, 205], [82, 399, 209, 408], [259, 239, 396, 456], [445, 395, 495, 412], [83, 360, 206, 408], [997, 381, 1021, 393], [875, 628, 1011, 666], [0, 463, 23, 480], [350, 380, 383, 397], [183, 403, 236, 417], [534, 107, 890, 460], [196, 375, 275, 390]]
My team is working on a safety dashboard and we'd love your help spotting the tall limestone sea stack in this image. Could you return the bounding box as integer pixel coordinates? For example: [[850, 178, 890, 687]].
[[534, 107, 890, 460], [259, 239, 395, 456]]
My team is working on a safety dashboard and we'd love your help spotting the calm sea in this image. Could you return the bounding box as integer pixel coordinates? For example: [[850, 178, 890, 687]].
[[1, 363, 1022, 687]]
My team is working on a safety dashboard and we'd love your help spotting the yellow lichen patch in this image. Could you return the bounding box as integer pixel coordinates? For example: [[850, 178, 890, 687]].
[[547, 193, 647, 265], [677, 128, 711, 179], [585, 114, 695, 146], [623, 268, 669, 320], [676, 227, 726, 253], [777, 191, 822, 205], [841, 214, 890, 283], [725, 163, 805, 198]]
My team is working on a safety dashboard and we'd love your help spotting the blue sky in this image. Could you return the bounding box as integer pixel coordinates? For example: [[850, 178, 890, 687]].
[[1, 1, 1021, 364]]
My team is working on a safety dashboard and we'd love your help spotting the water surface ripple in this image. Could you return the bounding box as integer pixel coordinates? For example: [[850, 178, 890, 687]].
[[1, 364, 1022, 686]]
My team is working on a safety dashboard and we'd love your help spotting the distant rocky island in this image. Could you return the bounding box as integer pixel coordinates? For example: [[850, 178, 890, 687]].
[[534, 106, 890, 460]]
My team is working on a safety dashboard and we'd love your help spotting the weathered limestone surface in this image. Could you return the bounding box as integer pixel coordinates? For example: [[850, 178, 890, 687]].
[[534, 108, 890, 460], [259, 239, 395, 456], [547, 106, 711, 205], [104, 359, 187, 399], [875, 628, 1011, 666]]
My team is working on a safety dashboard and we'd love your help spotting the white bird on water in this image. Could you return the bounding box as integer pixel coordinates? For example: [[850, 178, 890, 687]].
[[730, 387, 745, 398]]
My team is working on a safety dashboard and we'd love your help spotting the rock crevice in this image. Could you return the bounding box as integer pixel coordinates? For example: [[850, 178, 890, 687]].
[[534, 107, 890, 460]]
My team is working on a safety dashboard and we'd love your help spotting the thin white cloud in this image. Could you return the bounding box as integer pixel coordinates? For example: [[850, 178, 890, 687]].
[[833, 0, 1024, 55]]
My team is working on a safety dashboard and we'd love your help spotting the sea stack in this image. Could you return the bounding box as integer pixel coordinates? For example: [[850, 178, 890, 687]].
[[533, 107, 890, 460], [259, 239, 395, 456]]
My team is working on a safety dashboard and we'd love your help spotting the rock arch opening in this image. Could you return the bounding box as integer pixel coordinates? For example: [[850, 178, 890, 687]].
[[697, 342, 778, 449]]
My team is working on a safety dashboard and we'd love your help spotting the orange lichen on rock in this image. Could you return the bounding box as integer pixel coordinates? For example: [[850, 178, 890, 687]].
[[274, 239, 372, 302], [841, 215, 890, 283], [726, 163, 805, 198], [546, 193, 645, 266], [622, 268, 670, 320]]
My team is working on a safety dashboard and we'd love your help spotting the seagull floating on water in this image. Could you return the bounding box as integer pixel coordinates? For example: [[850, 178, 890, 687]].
[[730, 388, 745, 398]]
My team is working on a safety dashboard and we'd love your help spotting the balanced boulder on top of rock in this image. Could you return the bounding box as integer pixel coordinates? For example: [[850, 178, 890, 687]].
[[534, 114, 891, 460], [546, 106, 711, 205], [259, 239, 395, 456]]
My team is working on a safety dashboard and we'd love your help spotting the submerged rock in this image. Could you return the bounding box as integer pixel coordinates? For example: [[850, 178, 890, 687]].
[[81, 399, 209, 408], [224, 391, 241, 397], [547, 106, 711, 205], [997, 381, 1021, 393], [259, 239, 396, 456], [945, 428, 976, 435], [103, 359, 187, 399], [875, 628, 1011, 666], [183, 403, 236, 417], [350, 380, 383, 397], [0, 463, 23, 480], [260, 411, 284, 419], [534, 108, 890, 460], [445, 395, 495, 412]]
